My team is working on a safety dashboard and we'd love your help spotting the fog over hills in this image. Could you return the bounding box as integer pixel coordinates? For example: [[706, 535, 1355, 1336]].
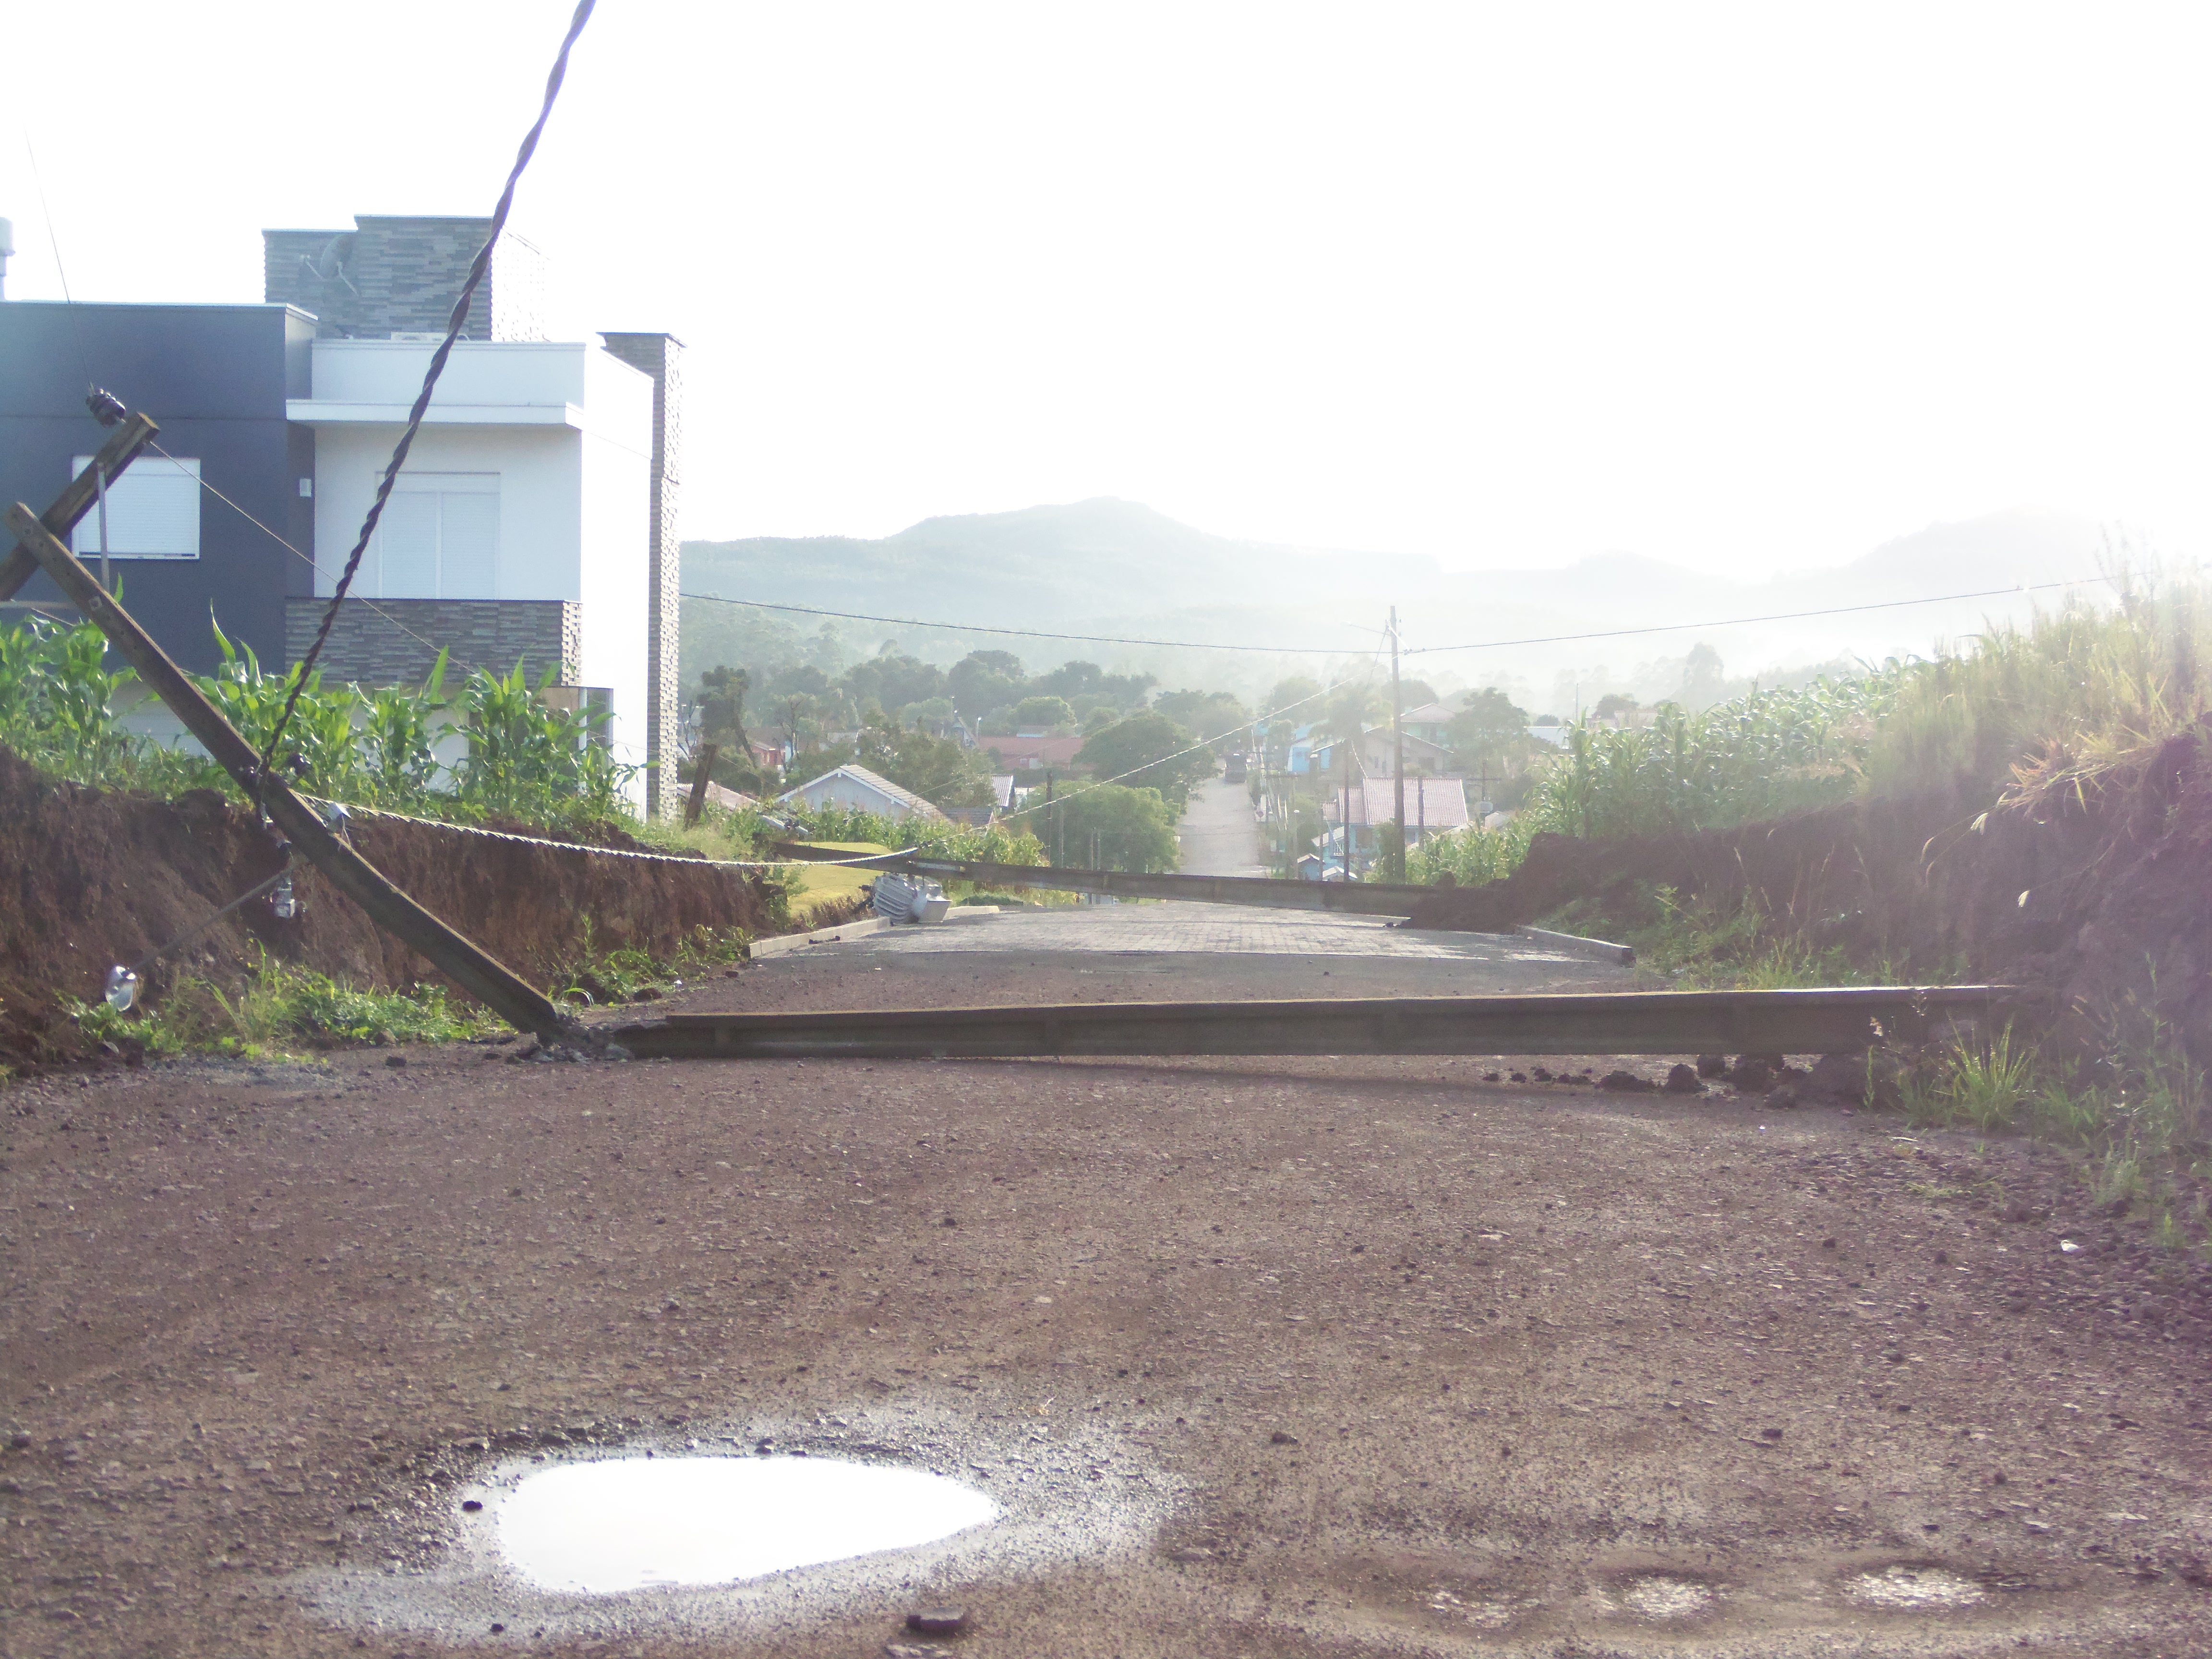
[[681, 500, 2113, 713]]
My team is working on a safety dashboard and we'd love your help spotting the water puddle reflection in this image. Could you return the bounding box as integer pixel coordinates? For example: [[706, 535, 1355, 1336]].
[[497, 1456, 998, 1593], [1845, 1564, 1987, 1610]]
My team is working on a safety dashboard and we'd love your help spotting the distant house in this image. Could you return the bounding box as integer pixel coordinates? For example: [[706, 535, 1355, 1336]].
[[777, 763, 949, 822], [986, 734, 1085, 773], [1526, 722, 1572, 749], [1353, 725, 1452, 778], [1323, 776, 1471, 863], [702, 781, 758, 813], [940, 805, 998, 828], [1400, 700, 1457, 747]]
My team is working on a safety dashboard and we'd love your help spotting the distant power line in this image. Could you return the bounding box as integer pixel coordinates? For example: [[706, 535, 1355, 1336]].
[[1402, 577, 2109, 656], [679, 591, 1359, 654], [685, 575, 2113, 662]]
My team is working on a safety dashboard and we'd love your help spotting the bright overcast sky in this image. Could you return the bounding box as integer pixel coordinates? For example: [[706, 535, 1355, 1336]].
[[6, 2, 2208, 575]]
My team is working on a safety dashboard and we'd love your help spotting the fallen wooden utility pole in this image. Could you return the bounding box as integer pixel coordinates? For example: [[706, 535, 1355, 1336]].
[[903, 856, 1437, 916], [3, 498, 573, 1041], [0, 412, 160, 602], [610, 985, 2005, 1062]]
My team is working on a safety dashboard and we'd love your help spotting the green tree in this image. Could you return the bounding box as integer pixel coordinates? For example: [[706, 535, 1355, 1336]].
[[1075, 710, 1211, 809], [1445, 686, 1527, 772], [841, 651, 947, 714], [1054, 783, 1179, 871], [1153, 688, 1252, 749], [856, 713, 993, 808], [1010, 695, 1076, 729], [1313, 683, 1385, 773], [1033, 660, 1156, 709], [949, 650, 1028, 718], [1264, 675, 1323, 717], [1593, 692, 1640, 722]]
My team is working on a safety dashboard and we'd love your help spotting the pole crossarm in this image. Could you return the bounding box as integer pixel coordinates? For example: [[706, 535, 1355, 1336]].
[[0, 413, 160, 603], [3, 499, 572, 1040], [612, 985, 2009, 1062]]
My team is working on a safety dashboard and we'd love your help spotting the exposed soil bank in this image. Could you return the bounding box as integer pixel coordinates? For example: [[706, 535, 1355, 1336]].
[[0, 747, 785, 1068], [1409, 738, 2212, 1060]]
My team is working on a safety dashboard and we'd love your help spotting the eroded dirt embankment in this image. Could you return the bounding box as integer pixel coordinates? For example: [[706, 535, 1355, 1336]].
[[0, 747, 782, 1067], [1411, 734, 2212, 1061]]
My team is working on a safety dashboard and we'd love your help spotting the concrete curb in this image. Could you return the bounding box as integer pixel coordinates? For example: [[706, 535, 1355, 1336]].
[[1515, 924, 1636, 965], [749, 916, 892, 960]]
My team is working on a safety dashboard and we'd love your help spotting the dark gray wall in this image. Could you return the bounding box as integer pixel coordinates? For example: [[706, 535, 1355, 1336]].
[[263, 217, 546, 342], [0, 302, 313, 674]]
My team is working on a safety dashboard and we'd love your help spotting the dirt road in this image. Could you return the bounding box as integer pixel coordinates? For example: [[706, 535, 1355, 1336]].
[[6, 906, 2212, 1656]]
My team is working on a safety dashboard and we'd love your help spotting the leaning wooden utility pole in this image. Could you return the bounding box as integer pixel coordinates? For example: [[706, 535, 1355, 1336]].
[[1389, 605, 1407, 882], [4, 495, 573, 1042], [0, 411, 159, 602]]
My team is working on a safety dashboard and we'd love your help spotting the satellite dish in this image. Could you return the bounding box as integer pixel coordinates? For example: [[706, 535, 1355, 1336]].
[[297, 234, 359, 297]]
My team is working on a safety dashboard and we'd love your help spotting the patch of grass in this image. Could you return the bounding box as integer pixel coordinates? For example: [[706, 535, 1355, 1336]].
[[72, 952, 497, 1058], [551, 922, 755, 1009], [1892, 998, 2212, 1249], [1902, 1025, 2040, 1131], [786, 864, 876, 927]]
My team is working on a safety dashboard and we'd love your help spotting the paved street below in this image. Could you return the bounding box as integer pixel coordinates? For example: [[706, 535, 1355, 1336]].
[[1175, 777, 1265, 878]]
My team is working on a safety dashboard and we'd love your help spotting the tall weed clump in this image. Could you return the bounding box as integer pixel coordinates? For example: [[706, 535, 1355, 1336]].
[[1864, 576, 2212, 810], [1517, 673, 1900, 843]]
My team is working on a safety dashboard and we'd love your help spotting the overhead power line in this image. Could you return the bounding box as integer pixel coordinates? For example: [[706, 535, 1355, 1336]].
[[680, 591, 1362, 654], [263, 0, 596, 775], [997, 640, 1391, 825], [1400, 577, 2110, 656], [685, 574, 2113, 665]]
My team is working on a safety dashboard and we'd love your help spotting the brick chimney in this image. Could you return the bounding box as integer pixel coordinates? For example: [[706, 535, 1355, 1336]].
[[598, 333, 685, 819]]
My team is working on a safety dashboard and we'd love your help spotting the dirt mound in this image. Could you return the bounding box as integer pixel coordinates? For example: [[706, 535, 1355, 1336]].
[[0, 747, 785, 1069], [1410, 737, 2212, 1062]]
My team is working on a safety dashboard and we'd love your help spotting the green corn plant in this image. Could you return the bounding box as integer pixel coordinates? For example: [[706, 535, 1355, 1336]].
[[196, 616, 364, 797], [361, 649, 451, 805]]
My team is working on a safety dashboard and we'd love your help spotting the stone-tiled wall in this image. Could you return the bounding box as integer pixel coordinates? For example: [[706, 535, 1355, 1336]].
[[285, 598, 577, 688], [598, 333, 684, 818], [263, 218, 546, 342]]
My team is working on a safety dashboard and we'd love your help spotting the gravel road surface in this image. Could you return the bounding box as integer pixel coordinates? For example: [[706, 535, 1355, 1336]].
[[7, 903, 2212, 1656]]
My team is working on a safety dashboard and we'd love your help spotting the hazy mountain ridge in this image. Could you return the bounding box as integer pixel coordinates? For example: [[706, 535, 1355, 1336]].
[[681, 499, 2111, 706]]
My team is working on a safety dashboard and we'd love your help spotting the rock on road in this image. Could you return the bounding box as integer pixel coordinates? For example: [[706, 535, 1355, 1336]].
[[5, 900, 2212, 1656]]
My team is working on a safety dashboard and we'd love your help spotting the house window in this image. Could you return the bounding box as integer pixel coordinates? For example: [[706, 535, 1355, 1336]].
[[372, 473, 499, 599], [70, 454, 200, 559]]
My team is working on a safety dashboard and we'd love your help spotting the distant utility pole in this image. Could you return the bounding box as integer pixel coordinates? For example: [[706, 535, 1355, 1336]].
[[1389, 606, 1407, 882], [1342, 769, 1353, 880]]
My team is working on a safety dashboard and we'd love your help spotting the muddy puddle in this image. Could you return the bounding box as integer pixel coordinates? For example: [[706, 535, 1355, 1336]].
[[496, 1455, 999, 1593], [298, 1402, 1177, 1646]]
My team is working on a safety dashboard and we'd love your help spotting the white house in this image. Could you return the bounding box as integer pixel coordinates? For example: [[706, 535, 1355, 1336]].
[[778, 764, 949, 823], [264, 215, 685, 816], [289, 338, 656, 801]]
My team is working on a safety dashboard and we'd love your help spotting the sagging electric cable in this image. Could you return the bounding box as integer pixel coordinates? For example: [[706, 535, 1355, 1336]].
[[101, 860, 299, 1014], [685, 573, 2112, 663], [259, 0, 597, 783]]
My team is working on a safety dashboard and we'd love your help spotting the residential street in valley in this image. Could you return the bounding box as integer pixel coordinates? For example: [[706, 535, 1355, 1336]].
[[7, 902, 2212, 1657], [1175, 777, 1267, 878]]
